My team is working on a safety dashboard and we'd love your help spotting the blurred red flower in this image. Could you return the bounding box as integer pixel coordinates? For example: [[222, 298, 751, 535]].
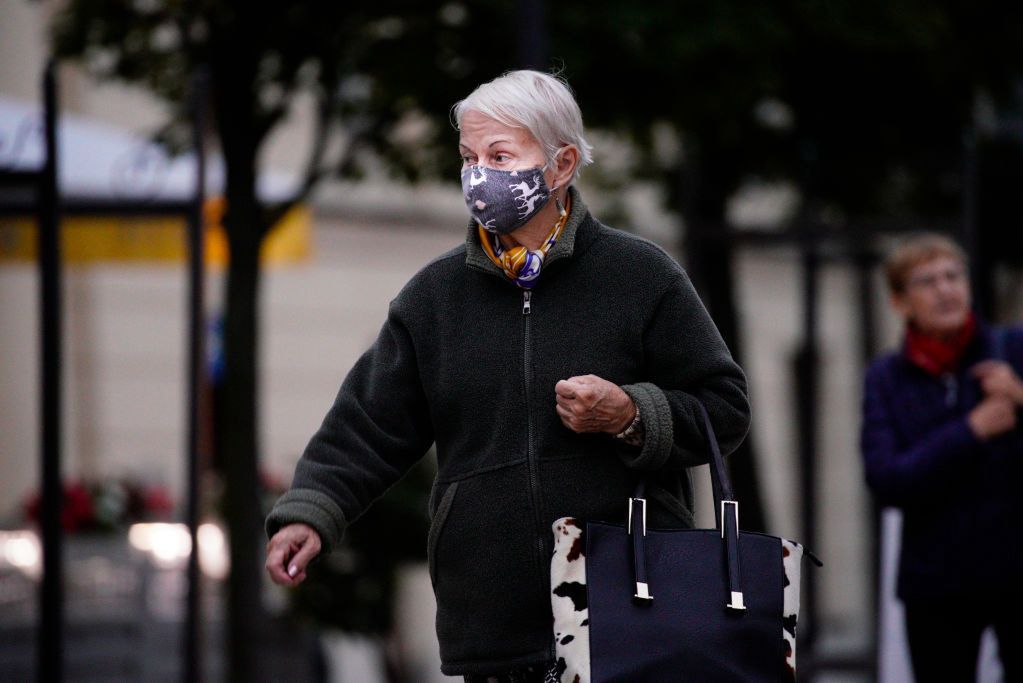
[[23, 478, 175, 533]]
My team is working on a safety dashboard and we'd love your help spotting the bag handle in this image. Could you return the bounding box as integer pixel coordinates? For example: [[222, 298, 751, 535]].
[[629, 399, 746, 611], [631, 401, 736, 525], [696, 400, 737, 529]]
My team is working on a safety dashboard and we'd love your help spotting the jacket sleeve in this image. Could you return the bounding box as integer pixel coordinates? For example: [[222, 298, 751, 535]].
[[617, 272, 751, 471], [264, 303, 434, 553], [860, 361, 980, 507]]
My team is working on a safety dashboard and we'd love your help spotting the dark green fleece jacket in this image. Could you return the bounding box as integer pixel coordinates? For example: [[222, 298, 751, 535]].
[[266, 187, 751, 676]]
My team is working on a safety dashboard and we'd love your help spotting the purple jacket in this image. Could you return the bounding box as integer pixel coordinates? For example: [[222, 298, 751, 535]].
[[861, 321, 1023, 601]]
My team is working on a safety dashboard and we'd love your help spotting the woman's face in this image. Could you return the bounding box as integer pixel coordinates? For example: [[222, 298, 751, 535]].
[[458, 110, 548, 174], [893, 255, 972, 337]]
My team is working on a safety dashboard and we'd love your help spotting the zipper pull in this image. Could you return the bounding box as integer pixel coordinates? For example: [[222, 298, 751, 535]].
[[522, 290, 532, 315], [943, 373, 957, 407]]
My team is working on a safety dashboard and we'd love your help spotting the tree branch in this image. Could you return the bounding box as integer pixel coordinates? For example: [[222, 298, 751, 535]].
[[261, 87, 364, 232]]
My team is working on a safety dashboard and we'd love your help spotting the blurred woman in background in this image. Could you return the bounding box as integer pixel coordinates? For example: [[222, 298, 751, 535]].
[[862, 233, 1023, 682]]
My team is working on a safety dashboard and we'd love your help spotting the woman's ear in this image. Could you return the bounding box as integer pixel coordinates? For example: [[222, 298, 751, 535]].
[[551, 146, 579, 190], [891, 291, 912, 321]]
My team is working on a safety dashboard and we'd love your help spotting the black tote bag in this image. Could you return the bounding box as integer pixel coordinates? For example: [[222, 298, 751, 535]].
[[550, 402, 821, 683]]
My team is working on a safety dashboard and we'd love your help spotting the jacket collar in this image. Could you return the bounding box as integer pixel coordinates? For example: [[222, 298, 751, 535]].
[[464, 186, 592, 280]]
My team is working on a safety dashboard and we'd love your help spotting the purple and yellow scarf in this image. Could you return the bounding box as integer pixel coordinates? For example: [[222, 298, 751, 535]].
[[478, 199, 569, 289]]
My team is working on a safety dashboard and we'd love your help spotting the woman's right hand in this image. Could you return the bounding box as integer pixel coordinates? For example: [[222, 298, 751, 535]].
[[968, 395, 1018, 441], [265, 523, 322, 586]]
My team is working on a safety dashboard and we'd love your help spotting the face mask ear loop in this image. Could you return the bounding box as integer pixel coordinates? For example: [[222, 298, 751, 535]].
[[548, 146, 570, 215]]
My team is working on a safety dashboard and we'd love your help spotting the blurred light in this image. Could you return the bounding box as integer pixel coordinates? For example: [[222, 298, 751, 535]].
[[0, 531, 42, 579], [198, 523, 229, 579], [129, 522, 229, 577], [440, 3, 468, 26], [129, 522, 191, 568], [727, 180, 800, 230], [754, 98, 794, 131], [650, 121, 682, 168]]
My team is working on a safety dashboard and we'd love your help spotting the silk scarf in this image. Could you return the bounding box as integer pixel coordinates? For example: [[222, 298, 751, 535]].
[[478, 197, 569, 289], [904, 311, 978, 376]]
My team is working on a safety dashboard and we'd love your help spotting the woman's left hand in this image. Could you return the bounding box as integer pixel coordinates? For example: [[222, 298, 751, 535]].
[[972, 360, 1023, 406], [555, 374, 636, 434]]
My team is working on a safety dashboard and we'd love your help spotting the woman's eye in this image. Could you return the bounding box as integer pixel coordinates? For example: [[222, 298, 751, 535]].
[[493, 153, 510, 163]]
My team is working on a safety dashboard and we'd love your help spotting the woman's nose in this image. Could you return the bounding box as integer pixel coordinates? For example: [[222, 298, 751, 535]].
[[938, 276, 964, 297]]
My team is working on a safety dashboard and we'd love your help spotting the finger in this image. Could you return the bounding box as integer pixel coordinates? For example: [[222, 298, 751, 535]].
[[984, 369, 1010, 384], [983, 382, 1015, 400], [563, 381, 594, 403], [268, 538, 291, 569], [556, 392, 581, 410], [266, 544, 294, 585], [266, 565, 292, 586], [971, 360, 1002, 376], [555, 380, 577, 398], [980, 393, 1004, 407], [556, 404, 579, 430], [558, 394, 590, 417], [267, 560, 291, 585], [288, 537, 321, 576], [559, 404, 600, 432]]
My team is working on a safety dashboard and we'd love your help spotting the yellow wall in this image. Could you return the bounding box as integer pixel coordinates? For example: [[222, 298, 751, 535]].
[[0, 198, 310, 266]]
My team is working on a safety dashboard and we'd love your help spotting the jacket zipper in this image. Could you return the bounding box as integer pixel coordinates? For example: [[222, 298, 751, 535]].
[[522, 290, 554, 659], [942, 372, 957, 408]]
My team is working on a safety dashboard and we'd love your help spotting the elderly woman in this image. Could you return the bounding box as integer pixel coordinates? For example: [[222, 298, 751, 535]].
[[861, 234, 1023, 682], [265, 70, 750, 682]]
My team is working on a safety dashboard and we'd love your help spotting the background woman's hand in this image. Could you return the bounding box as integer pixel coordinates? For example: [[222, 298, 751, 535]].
[[968, 395, 1018, 441], [971, 360, 1023, 406], [555, 374, 635, 434], [265, 523, 322, 586]]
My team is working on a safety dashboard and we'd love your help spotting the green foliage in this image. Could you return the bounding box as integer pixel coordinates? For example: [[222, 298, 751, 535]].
[[548, 1, 1023, 218], [51, 1, 1023, 221], [48, 1, 508, 181]]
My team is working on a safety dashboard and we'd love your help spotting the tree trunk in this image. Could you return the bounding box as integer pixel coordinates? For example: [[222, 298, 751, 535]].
[[211, 34, 269, 680], [220, 185, 268, 683]]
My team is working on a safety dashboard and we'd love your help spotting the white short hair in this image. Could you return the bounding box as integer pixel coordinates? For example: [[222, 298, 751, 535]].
[[452, 70, 594, 183]]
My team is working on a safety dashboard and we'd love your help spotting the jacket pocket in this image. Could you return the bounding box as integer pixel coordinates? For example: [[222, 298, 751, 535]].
[[427, 481, 458, 587], [431, 463, 550, 666]]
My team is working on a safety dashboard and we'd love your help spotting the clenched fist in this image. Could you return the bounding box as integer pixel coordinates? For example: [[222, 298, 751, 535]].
[[971, 360, 1023, 406], [968, 395, 1018, 441], [265, 523, 322, 586], [554, 374, 635, 435]]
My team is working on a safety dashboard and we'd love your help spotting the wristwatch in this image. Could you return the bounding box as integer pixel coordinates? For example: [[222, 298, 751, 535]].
[[614, 404, 642, 441]]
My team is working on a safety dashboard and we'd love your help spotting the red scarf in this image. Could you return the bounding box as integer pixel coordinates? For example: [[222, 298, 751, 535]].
[[903, 312, 978, 376]]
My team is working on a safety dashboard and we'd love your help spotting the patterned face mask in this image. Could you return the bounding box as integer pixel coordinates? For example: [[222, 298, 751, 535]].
[[460, 161, 554, 235]]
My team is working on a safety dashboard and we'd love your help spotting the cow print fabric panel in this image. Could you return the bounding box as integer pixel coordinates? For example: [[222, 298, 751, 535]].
[[781, 538, 804, 679], [550, 518, 589, 683]]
